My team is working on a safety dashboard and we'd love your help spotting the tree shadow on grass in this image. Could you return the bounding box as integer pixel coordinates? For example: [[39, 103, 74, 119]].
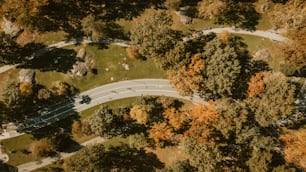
[[19, 47, 77, 73], [106, 143, 164, 171]]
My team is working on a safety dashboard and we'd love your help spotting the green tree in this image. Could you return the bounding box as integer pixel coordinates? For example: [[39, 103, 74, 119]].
[[246, 136, 281, 172], [65, 143, 164, 171], [197, 0, 225, 20], [86, 106, 120, 138], [130, 9, 179, 59], [247, 72, 296, 127], [0, 32, 22, 64], [161, 160, 195, 172], [183, 138, 222, 172], [216, 0, 260, 30], [81, 14, 106, 40], [165, 0, 181, 10], [65, 144, 107, 172]]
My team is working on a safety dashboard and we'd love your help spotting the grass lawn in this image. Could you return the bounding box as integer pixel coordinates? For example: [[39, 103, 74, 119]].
[[1, 134, 36, 166], [34, 31, 67, 45], [232, 33, 274, 54], [35, 44, 166, 92]]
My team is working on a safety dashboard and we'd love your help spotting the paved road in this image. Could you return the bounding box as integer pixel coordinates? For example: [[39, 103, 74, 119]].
[[189, 27, 289, 42], [17, 137, 105, 172], [0, 79, 204, 141]]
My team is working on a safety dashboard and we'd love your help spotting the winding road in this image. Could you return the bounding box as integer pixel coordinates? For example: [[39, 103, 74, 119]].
[[0, 27, 295, 171], [0, 79, 204, 141]]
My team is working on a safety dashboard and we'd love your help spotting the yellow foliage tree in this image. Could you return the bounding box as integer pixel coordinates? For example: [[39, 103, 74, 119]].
[[19, 82, 33, 96], [129, 104, 152, 125], [247, 72, 266, 97], [184, 102, 219, 143], [30, 138, 55, 157], [280, 129, 306, 171], [163, 107, 189, 131], [149, 122, 174, 145]]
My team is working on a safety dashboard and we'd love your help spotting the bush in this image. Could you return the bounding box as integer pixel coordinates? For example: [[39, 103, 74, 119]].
[[126, 47, 139, 59], [30, 138, 55, 157]]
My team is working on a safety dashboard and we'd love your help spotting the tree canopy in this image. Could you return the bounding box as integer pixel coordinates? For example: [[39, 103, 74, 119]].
[[130, 9, 180, 59]]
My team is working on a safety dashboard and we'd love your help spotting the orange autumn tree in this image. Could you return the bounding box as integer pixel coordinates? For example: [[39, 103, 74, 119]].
[[280, 129, 306, 171], [247, 72, 266, 97], [149, 122, 174, 146], [163, 107, 189, 131], [184, 101, 219, 143], [19, 82, 33, 96], [168, 53, 205, 96]]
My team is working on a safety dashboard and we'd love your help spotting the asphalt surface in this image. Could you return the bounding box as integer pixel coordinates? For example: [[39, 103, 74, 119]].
[[0, 79, 205, 140]]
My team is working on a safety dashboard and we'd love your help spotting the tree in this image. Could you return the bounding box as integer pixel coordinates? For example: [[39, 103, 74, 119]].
[[30, 138, 55, 157], [160, 41, 192, 70], [246, 136, 281, 172], [165, 0, 181, 10], [130, 9, 179, 59], [51, 81, 72, 96], [65, 143, 164, 171], [215, 0, 260, 30], [128, 133, 148, 150], [202, 38, 242, 98], [0, 32, 22, 64], [270, 0, 305, 30], [167, 53, 205, 96], [248, 72, 296, 127], [247, 72, 266, 97], [0, 0, 48, 31], [163, 107, 189, 131], [129, 104, 153, 125], [72, 120, 82, 136], [19, 82, 33, 96], [184, 102, 219, 143], [280, 129, 306, 171], [182, 138, 222, 172], [161, 160, 195, 172], [2, 82, 24, 111], [65, 144, 107, 172], [149, 122, 174, 146], [197, 0, 225, 20], [277, 29, 306, 76], [167, 36, 248, 99], [86, 106, 119, 138], [81, 14, 106, 40], [213, 98, 249, 140]]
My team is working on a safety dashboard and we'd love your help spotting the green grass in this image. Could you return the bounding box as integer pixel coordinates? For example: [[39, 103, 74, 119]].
[[79, 97, 135, 120], [1, 134, 36, 166], [102, 135, 130, 149], [35, 44, 166, 92], [34, 31, 67, 45], [232, 33, 274, 54]]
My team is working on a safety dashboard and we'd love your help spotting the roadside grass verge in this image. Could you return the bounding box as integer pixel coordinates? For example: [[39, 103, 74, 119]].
[[231, 33, 274, 54], [35, 44, 166, 92], [34, 31, 67, 45], [1, 134, 35, 166], [78, 97, 135, 120]]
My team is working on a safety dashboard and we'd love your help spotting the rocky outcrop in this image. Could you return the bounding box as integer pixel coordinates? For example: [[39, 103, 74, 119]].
[[19, 69, 35, 83]]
